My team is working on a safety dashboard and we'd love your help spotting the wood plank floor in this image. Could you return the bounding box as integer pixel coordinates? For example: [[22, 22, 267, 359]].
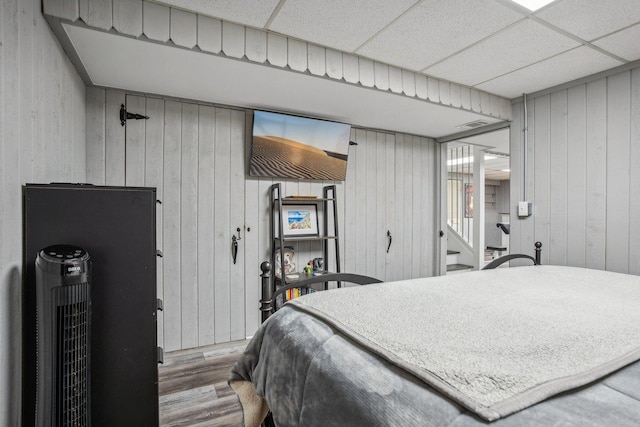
[[159, 340, 250, 426]]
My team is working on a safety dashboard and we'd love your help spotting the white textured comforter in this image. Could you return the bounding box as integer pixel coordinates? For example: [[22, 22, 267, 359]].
[[289, 266, 640, 421]]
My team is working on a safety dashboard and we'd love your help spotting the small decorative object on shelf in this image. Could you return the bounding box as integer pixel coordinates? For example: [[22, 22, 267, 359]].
[[275, 246, 296, 278], [304, 263, 313, 276]]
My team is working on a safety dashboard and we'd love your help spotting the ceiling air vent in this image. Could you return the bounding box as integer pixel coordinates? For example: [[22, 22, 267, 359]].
[[456, 120, 489, 130]]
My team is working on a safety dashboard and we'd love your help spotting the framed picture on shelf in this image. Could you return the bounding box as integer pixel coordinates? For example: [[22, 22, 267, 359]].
[[464, 183, 474, 218], [281, 205, 319, 237]]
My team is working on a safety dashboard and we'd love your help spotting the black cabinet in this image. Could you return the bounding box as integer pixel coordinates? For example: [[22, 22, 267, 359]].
[[23, 184, 160, 426]]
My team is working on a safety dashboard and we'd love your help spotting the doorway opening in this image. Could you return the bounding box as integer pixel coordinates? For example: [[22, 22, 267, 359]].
[[445, 128, 510, 273]]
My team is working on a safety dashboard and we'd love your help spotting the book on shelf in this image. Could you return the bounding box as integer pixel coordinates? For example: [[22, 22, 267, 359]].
[[286, 287, 300, 300], [285, 286, 316, 301]]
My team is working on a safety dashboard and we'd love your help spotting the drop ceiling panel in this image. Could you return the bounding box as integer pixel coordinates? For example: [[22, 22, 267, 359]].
[[593, 23, 640, 62], [425, 19, 580, 86], [156, 0, 280, 28], [477, 46, 623, 98], [268, 0, 418, 52], [356, 0, 523, 71], [536, 0, 640, 41], [151, 0, 638, 102]]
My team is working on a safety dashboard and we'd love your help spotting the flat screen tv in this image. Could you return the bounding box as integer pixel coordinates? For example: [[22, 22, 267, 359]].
[[249, 110, 351, 181]]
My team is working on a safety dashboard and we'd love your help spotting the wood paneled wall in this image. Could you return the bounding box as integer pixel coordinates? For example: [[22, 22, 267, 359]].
[[510, 66, 640, 274], [0, 0, 87, 424], [86, 89, 440, 352], [346, 130, 439, 282]]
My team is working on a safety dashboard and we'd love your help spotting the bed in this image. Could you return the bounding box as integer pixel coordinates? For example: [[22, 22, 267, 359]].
[[229, 246, 640, 426]]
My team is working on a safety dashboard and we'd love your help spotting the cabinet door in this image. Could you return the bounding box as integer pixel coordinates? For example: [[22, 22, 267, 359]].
[[394, 134, 439, 280], [122, 95, 248, 349], [344, 129, 397, 281], [343, 130, 439, 282]]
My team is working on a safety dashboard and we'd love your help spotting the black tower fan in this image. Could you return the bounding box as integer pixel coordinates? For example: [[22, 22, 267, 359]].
[[35, 245, 91, 427]]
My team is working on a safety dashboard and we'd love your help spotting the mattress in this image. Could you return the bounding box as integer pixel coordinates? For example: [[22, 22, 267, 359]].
[[230, 266, 640, 426]]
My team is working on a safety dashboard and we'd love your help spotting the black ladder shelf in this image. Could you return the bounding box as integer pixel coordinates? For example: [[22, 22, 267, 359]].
[[270, 183, 341, 303]]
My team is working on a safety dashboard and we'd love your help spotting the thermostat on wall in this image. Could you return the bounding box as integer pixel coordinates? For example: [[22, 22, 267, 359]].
[[518, 201, 532, 217]]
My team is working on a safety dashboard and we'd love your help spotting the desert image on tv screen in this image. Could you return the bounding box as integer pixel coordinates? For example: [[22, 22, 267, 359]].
[[250, 111, 351, 180]]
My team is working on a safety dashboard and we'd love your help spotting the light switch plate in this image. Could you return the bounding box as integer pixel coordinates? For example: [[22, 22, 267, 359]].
[[518, 201, 532, 217]]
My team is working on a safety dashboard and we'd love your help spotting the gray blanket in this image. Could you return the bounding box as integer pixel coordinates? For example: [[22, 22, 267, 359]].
[[230, 266, 640, 425]]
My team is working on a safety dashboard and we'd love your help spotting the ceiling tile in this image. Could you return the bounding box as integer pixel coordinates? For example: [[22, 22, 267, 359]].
[[356, 0, 524, 71], [536, 0, 640, 41], [476, 46, 623, 98], [592, 23, 640, 62], [268, 0, 418, 52], [156, 0, 280, 28], [425, 19, 580, 86]]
